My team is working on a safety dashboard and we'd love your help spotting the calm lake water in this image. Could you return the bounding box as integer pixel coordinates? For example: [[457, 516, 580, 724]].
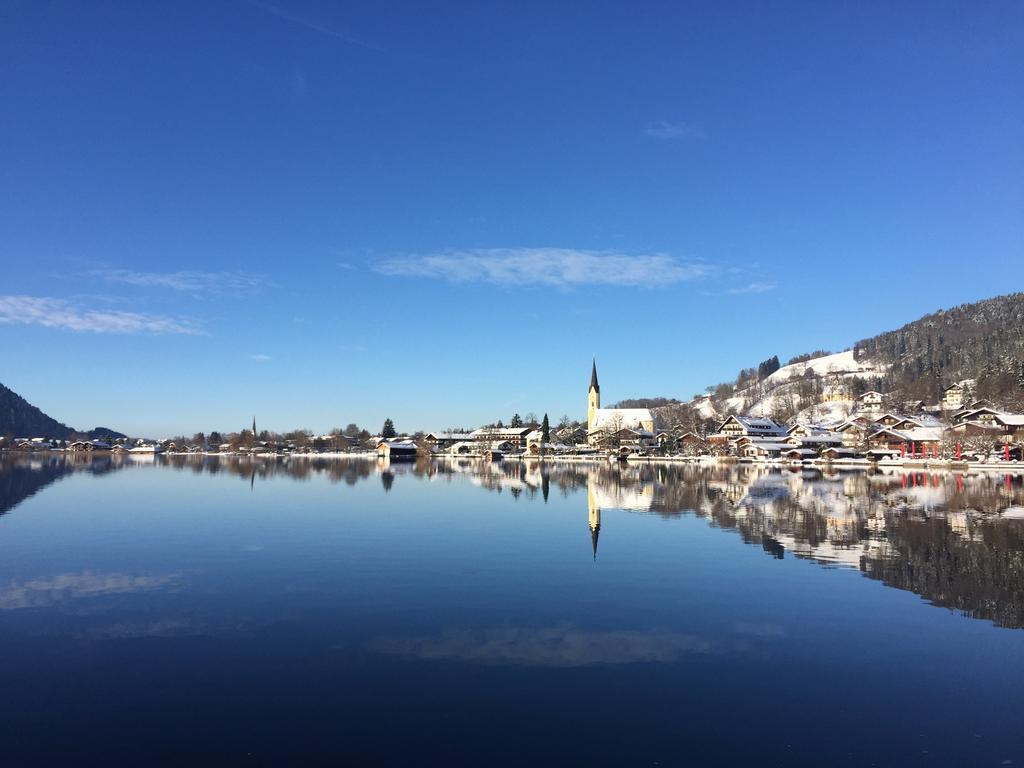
[[1, 454, 1022, 766]]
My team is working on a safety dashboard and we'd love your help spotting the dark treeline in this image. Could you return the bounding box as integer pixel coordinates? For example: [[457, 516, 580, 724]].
[[854, 292, 1024, 404]]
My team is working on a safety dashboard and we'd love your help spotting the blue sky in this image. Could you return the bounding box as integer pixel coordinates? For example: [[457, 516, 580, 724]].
[[1, 1, 1021, 436]]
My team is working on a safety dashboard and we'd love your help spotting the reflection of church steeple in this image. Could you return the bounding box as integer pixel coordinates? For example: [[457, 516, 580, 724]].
[[587, 480, 601, 561]]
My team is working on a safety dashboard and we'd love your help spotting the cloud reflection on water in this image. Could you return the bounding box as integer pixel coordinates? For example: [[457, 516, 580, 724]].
[[370, 624, 713, 667], [0, 571, 182, 610]]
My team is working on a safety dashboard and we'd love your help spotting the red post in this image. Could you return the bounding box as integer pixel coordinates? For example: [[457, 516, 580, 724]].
[[956, 442, 961, 461], [1006, 443, 1011, 462]]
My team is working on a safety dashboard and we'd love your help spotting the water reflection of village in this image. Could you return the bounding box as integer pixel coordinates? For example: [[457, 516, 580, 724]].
[[2, 454, 1022, 629]]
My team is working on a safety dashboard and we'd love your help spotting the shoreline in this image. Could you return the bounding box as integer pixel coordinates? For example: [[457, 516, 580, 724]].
[[6, 448, 1021, 474]]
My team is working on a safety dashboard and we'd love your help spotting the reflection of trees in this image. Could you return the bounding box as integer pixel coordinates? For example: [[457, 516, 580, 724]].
[[630, 466, 1024, 629], [0, 454, 114, 516], [464, 461, 1024, 629], [862, 515, 1024, 627], [4, 454, 1023, 628]]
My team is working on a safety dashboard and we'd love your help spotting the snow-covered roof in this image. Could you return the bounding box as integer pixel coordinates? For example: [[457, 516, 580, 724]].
[[590, 408, 654, 432], [742, 442, 789, 452], [718, 415, 787, 436], [469, 427, 532, 437], [787, 423, 830, 435], [901, 426, 944, 442], [790, 434, 843, 444], [995, 413, 1024, 426]]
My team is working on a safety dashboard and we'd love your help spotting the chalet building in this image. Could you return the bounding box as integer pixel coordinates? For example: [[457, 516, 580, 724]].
[[873, 413, 905, 427], [736, 439, 788, 460], [949, 410, 1024, 443], [555, 425, 588, 444], [425, 432, 475, 449], [867, 428, 908, 453], [585, 360, 655, 447], [678, 432, 709, 450], [377, 440, 417, 460], [69, 440, 110, 452], [712, 415, 787, 444], [890, 417, 923, 431], [782, 447, 817, 461], [902, 400, 926, 413], [942, 384, 965, 410], [787, 423, 831, 438], [469, 427, 532, 447], [820, 446, 860, 461], [857, 391, 885, 413], [834, 420, 873, 447], [822, 383, 849, 402], [783, 433, 842, 449], [952, 407, 1003, 426]]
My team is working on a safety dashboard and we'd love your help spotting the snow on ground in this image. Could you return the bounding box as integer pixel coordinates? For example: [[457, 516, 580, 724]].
[[763, 350, 882, 385], [795, 399, 856, 425], [694, 350, 885, 420]]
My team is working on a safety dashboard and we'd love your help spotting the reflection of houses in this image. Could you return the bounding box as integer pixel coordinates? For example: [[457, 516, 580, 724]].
[[585, 360, 655, 449]]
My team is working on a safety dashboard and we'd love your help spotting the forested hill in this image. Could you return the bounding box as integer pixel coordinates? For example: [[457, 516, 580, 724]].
[[641, 292, 1024, 431], [853, 292, 1024, 402], [0, 382, 76, 439]]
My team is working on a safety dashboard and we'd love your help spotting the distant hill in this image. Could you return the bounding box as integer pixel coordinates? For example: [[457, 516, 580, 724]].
[[86, 427, 127, 441], [643, 292, 1024, 431], [0, 382, 125, 440], [853, 292, 1024, 402], [0, 382, 74, 438]]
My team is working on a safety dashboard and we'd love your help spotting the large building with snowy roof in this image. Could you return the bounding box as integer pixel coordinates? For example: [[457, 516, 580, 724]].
[[585, 359, 655, 446]]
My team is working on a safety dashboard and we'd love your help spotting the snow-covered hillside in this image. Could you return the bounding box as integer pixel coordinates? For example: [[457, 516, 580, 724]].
[[682, 350, 886, 424], [761, 350, 878, 386]]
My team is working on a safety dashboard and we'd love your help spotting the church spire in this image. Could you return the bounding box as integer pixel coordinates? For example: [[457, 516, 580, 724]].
[[590, 520, 600, 561], [589, 357, 600, 393]]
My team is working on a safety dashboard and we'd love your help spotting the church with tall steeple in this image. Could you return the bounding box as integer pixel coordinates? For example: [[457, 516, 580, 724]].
[[587, 358, 601, 433], [585, 359, 655, 446]]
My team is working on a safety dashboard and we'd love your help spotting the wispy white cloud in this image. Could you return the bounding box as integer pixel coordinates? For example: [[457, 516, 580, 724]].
[[242, 0, 382, 51], [91, 268, 270, 296], [375, 248, 713, 288], [0, 296, 201, 335], [643, 120, 705, 140], [727, 281, 776, 295], [249, 353, 272, 362]]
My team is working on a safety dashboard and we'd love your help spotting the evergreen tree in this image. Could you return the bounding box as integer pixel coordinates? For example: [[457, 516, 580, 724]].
[[541, 413, 550, 444], [510, 413, 523, 427], [381, 418, 396, 439]]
